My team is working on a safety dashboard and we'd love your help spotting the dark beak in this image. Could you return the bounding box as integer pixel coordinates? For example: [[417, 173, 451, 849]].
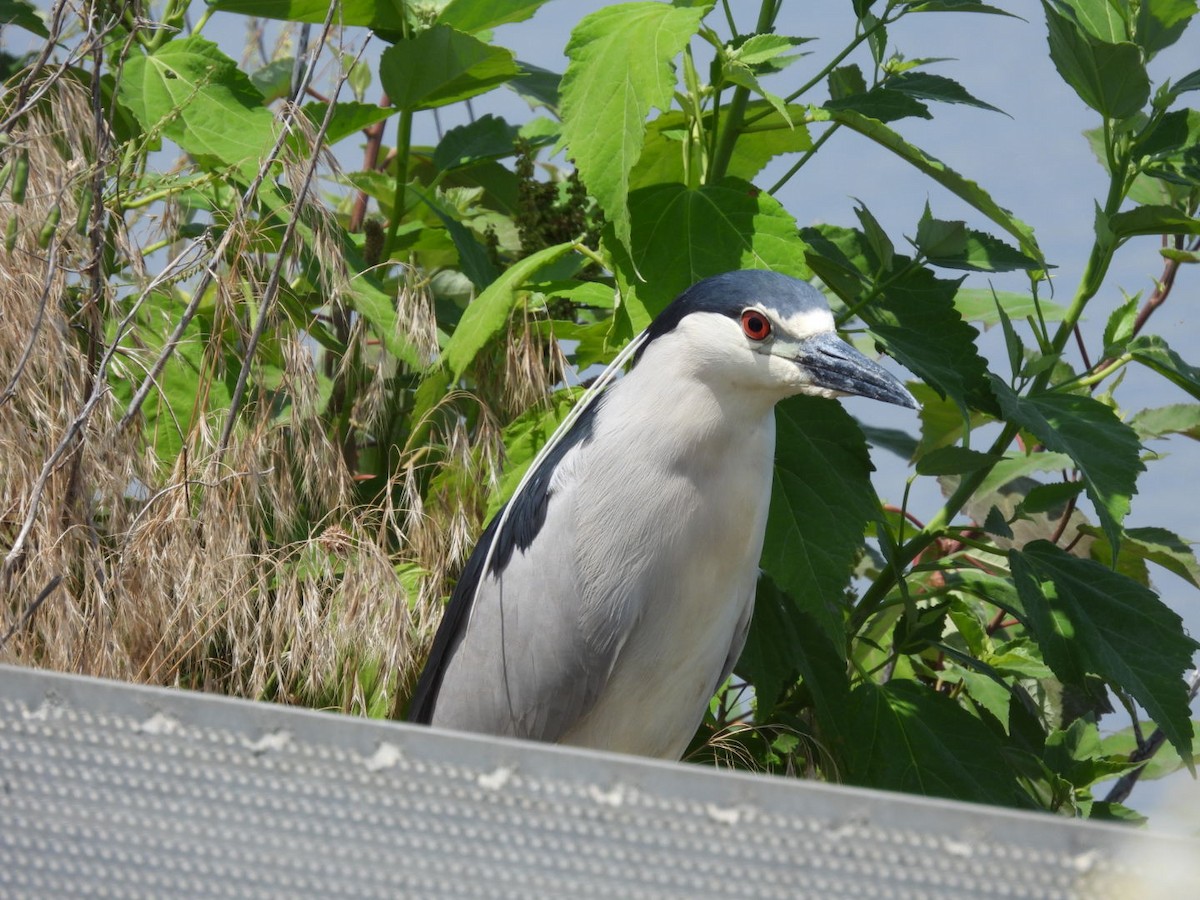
[[794, 332, 917, 408]]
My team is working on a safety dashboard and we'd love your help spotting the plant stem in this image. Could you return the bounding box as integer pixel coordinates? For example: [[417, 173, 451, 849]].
[[767, 121, 838, 194], [708, 0, 778, 181], [383, 107, 413, 259]]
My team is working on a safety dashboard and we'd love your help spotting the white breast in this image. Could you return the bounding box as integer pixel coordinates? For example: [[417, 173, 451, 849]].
[[557, 367, 778, 758]]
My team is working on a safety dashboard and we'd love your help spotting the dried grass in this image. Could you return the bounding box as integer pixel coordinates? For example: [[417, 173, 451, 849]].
[[0, 47, 469, 719]]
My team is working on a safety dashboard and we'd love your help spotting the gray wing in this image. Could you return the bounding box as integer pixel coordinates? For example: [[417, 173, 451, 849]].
[[416, 446, 622, 742]]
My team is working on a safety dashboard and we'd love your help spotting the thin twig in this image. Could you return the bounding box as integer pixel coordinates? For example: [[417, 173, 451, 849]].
[[0, 239, 57, 404], [0, 575, 63, 653], [216, 6, 351, 458], [114, 29, 349, 434]]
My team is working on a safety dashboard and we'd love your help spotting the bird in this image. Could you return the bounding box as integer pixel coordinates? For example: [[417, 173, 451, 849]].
[[407, 269, 916, 760]]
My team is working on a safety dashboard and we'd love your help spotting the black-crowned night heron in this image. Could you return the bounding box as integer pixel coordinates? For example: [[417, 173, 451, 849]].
[[409, 270, 916, 759]]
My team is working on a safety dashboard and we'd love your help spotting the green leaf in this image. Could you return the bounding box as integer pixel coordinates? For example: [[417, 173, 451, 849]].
[[1043, 0, 1151, 119], [442, 241, 576, 379], [953, 289, 1068, 326], [760, 396, 880, 656], [1017, 480, 1085, 516], [487, 387, 583, 516], [1043, 717, 1137, 789], [1102, 721, 1195, 780], [110, 290, 236, 468], [409, 186, 499, 291], [622, 178, 811, 316], [728, 33, 811, 69], [1130, 402, 1200, 440], [210, 0, 407, 31], [825, 87, 932, 123], [975, 451, 1076, 499], [1127, 335, 1200, 400], [903, 0, 1019, 14], [117, 37, 278, 168], [631, 104, 812, 188], [1108, 205, 1200, 240], [559, 1, 708, 252], [1102, 295, 1138, 351], [990, 378, 1144, 549], [1009, 541, 1199, 765], [860, 264, 996, 415], [842, 680, 1034, 807], [1, 0, 49, 38], [738, 576, 850, 725], [813, 106, 1042, 262], [887, 71, 1005, 114], [1081, 524, 1200, 589], [915, 446, 1007, 475], [300, 101, 394, 146], [379, 26, 518, 111], [433, 114, 520, 171], [1135, 0, 1198, 58], [437, 0, 554, 33], [930, 230, 1045, 272]]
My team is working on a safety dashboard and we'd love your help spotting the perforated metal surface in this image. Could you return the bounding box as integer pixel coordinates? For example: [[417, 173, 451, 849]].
[[0, 664, 1195, 898]]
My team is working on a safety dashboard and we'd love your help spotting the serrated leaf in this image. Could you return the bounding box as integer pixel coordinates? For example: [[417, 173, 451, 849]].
[[1102, 721, 1195, 780], [933, 230, 1045, 272], [738, 576, 850, 725], [1108, 205, 1200, 240], [953, 289, 1068, 326], [854, 202, 895, 272], [975, 451, 1077, 498], [887, 70, 1006, 114], [1080, 524, 1200, 589], [842, 680, 1035, 807], [1102, 295, 1138, 351], [813, 106, 1042, 263], [1, 0, 49, 38], [210, 0, 406, 30], [1135, 0, 1198, 58], [117, 37, 278, 168], [1043, 0, 1151, 118], [622, 178, 811, 315], [990, 378, 1144, 549], [560, 1, 707, 253], [904, 0, 1019, 14], [1009, 540, 1199, 765], [915, 446, 1007, 475], [1017, 480, 1085, 516], [433, 114, 520, 171], [760, 396, 880, 657], [442, 241, 576, 379], [984, 505, 1015, 538], [1127, 335, 1200, 400], [379, 26, 518, 111], [1130, 403, 1200, 440], [729, 33, 811, 68], [410, 186, 498, 291], [301, 101, 394, 146], [860, 264, 995, 415], [437, 0, 554, 33], [1044, 718, 1138, 789], [825, 87, 932, 122]]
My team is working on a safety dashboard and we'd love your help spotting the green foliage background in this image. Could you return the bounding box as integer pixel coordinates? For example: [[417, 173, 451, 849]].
[[2, 0, 1199, 824]]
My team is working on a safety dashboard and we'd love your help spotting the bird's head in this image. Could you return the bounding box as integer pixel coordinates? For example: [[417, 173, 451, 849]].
[[636, 270, 917, 409]]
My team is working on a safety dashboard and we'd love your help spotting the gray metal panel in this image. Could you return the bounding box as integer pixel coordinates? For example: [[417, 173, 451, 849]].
[[0, 664, 1195, 899]]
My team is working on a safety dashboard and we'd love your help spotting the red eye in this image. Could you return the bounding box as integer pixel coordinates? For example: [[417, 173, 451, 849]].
[[740, 309, 771, 341]]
